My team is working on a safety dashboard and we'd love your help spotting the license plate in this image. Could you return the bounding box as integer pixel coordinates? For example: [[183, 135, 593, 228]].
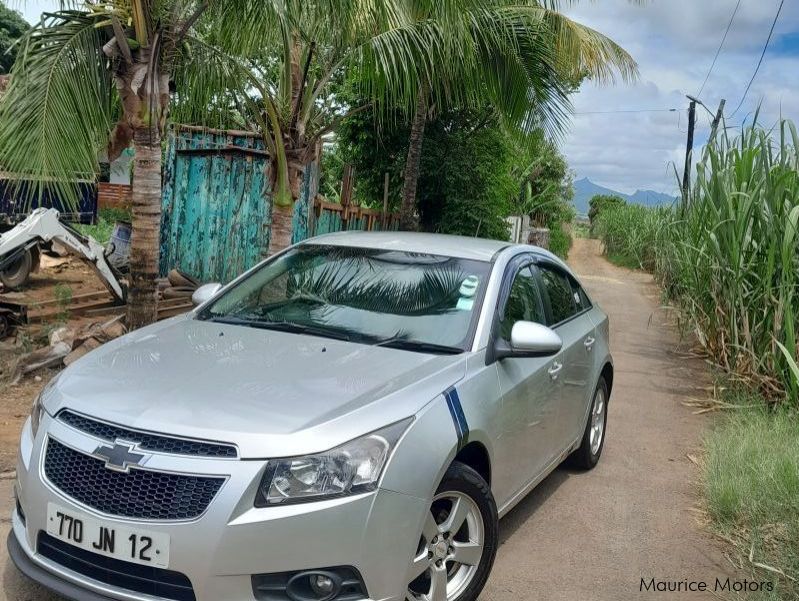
[[46, 503, 170, 568]]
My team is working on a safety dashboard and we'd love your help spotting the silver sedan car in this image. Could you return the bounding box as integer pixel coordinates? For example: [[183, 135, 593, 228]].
[[9, 232, 612, 601]]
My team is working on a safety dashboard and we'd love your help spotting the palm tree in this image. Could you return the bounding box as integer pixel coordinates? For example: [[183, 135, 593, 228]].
[[397, 1, 640, 229], [199, 0, 637, 252], [0, 0, 245, 328]]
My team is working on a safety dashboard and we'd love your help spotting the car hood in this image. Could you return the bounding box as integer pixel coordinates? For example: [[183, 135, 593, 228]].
[[45, 316, 466, 458]]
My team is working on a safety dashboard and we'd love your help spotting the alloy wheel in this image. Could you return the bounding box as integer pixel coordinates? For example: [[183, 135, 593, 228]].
[[406, 491, 485, 601], [589, 387, 606, 456]]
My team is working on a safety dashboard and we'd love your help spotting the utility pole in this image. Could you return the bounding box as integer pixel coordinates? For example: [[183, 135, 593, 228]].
[[709, 98, 726, 142], [682, 98, 696, 207]]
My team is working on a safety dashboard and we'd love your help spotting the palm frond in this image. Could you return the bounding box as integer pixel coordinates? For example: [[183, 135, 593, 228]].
[[0, 11, 113, 209], [169, 35, 260, 130]]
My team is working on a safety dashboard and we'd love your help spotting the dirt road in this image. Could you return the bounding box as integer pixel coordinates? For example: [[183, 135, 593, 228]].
[[0, 238, 735, 600]]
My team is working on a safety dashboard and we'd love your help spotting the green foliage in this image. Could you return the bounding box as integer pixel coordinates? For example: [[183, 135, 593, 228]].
[[337, 107, 516, 240], [592, 202, 667, 271], [594, 117, 799, 402], [416, 111, 517, 240], [0, 1, 29, 74], [336, 105, 575, 246], [77, 208, 132, 245], [704, 398, 799, 598], [54, 283, 73, 322], [514, 138, 575, 257], [588, 194, 625, 229]]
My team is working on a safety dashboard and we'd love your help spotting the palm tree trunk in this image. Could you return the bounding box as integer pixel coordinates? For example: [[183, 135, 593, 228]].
[[399, 85, 429, 231], [126, 126, 162, 329], [268, 203, 295, 256]]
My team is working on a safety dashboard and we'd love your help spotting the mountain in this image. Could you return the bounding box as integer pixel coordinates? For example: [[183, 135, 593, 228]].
[[571, 177, 677, 216]]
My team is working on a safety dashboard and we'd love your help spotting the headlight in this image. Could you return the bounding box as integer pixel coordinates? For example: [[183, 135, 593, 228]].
[[30, 392, 45, 439], [30, 374, 59, 439], [255, 419, 411, 507]]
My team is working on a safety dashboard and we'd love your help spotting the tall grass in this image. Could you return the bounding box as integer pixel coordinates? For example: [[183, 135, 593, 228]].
[[704, 400, 799, 597], [592, 203, 670, 271], [595, 118, 799, 402]]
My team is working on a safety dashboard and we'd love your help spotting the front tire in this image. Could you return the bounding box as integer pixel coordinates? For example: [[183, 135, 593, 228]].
[[570, 376, 609, 470], [0, 249, 33, 290], [406, 462, 498, 601]]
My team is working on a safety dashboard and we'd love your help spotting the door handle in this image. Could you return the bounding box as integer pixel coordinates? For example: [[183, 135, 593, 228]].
[[584, 337, 596, 351], [548, 362, 563, 380]]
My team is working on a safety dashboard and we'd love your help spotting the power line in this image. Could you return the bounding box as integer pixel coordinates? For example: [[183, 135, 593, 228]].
[[697, 0, 741, 97], [573, 108, 677, 115], [730, 0, 785, 117]]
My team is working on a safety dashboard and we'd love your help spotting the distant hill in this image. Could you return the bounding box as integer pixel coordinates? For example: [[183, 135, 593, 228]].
[[572, 177, 677, 216]]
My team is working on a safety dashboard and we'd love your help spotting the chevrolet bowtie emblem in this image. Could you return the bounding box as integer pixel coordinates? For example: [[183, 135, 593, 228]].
[[94, 440, 148, 473]]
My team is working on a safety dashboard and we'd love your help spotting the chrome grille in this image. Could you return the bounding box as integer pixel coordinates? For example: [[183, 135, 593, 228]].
[[44, 439, 224, 520], [58, 410, 237, 458]]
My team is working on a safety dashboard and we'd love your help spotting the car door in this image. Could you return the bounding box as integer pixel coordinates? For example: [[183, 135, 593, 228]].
[[493, 259, 564, 504], [537, 262, 597, 449]]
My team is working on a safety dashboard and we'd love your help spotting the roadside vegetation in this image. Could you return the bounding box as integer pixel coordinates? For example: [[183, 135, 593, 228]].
[[77, 207, 131, 245], [591, 118, 799, 598], [704, 394, 799, 600], [334, 106, 576, 256]]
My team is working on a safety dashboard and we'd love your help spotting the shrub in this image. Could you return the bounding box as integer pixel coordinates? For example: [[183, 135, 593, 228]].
[[588, 194, 625, 232]]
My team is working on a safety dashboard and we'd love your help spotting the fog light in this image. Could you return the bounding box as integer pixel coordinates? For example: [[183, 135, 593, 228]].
[[310, 574, 336, 597], [253, 566, 367, 601]]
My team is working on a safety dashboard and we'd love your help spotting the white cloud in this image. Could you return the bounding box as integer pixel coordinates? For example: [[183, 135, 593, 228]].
[[561, 0, 799, 194]]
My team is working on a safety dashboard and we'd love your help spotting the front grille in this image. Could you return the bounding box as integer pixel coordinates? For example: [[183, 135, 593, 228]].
[[38, 532, 196, 601], [44, 439, 224, 520], [59, 410, 238, 458]]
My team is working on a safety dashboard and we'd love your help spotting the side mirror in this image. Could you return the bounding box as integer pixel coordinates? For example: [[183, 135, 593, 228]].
[[492, 321, 562, 362], [192, 283, 222, 306]]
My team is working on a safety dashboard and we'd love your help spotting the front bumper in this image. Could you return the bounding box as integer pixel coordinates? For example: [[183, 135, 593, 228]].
[[12, 414, 429, 601]]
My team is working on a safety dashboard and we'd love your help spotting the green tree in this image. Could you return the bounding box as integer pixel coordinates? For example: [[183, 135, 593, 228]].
[[336, 104, 575, 249], [197, 0, 638, 253], [0, 2, 29, 75], [396, 0, 640, 230], [588, 194, 626, 229], [0, 0, 255, 328]]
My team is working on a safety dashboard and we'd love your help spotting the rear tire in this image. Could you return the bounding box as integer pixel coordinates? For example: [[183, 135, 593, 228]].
[[406, 462, 498, 601], [569, 376, 609, 470], [0, 249, 33, 290]]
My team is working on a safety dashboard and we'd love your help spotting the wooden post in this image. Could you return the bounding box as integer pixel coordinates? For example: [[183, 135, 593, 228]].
[[682, 99, 696, 208], [708, 99, 726, 143], [381, 172, 389, 230], [340, 164, 354, 229]]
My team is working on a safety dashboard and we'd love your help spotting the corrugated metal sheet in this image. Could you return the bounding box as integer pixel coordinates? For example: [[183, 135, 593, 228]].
[[160, 126, 270, 283]]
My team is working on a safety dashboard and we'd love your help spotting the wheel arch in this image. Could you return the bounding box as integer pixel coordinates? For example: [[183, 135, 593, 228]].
[[600, 361, 614, 399], [453, 441, 491, 487]]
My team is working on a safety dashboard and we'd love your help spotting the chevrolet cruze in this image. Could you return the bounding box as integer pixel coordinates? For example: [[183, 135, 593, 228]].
[[9, 231, 613, 601]]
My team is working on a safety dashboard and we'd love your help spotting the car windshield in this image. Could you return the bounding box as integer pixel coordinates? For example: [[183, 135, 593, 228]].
[[198, 245, 491, 352]]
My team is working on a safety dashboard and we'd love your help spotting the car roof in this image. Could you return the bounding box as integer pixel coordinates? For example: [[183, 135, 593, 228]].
[[302, 231, 514, 261]]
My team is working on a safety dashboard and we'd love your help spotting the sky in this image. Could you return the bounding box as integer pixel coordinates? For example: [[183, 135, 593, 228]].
[[15, 1, 799, 197], [563, 0, 799, 195]]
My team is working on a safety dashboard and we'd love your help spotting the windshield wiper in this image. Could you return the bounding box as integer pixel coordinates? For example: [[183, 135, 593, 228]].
[[374, 337, 463, 355], [207, 316, 352, 342]]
